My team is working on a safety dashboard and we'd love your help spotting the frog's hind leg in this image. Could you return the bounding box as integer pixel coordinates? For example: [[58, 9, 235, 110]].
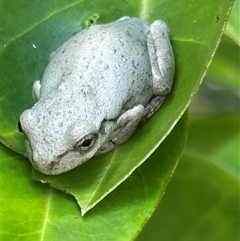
[[147, 20, 175, 96], [143, 20, 175, 121], [143, 95, 166, 121]]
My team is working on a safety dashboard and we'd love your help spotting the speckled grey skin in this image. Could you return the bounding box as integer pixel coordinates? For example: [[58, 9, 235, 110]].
[[19, 16, 175, 175]]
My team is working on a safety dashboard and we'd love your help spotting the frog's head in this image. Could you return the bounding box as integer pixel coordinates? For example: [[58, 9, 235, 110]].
[[19, 100, 116, 175]]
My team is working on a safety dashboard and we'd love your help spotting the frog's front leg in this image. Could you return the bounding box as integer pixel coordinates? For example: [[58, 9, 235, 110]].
[[144, 20, 175, 119], [97, 104, 144, 154], [32, 80, 41, 102]]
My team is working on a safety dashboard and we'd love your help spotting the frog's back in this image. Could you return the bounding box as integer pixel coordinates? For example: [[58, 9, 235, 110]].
[[40, 18, 153, 118]]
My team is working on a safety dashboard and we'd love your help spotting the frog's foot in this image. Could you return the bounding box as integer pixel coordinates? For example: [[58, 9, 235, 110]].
[[147, 20, 175, 96], [142, 95, 166, 121], [97, 104, 144, 154], [108, 104, 144, 150]]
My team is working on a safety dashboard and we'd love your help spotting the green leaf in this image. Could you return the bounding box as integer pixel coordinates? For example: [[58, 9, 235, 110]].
[[225, 0, 240, 45], [32, 112, 188, 215], [0, 0, 234, 214], [206, 34, 240, 88], [137, 154, 239, 241], [138, 101, 239, 240], [1, 114, 187, 241], [185, 114, 240, 178], [0, 0, 234, 152]]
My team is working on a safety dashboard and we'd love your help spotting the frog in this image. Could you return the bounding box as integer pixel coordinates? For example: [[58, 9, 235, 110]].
[[19, 16, 175, 175]]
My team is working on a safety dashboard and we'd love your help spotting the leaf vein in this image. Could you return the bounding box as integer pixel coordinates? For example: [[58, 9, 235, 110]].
[[82, 150, 118, 212], [40, 187, 53, 241]]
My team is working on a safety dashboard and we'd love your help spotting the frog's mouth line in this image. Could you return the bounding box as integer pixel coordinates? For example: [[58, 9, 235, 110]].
[[56, 149, 70, 159]]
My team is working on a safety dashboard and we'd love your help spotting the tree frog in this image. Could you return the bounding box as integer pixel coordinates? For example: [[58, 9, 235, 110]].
[[19, 16, 175, 175]]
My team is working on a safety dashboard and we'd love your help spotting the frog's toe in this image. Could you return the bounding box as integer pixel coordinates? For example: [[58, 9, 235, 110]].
[[143, 95, 166, 121]]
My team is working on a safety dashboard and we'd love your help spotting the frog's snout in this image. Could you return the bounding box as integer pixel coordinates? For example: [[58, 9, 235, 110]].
[[19, 109, 39, 133], [27, 148, 63, 175]]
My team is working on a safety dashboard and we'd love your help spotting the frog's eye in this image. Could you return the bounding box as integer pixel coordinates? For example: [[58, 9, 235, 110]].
[[75, 133, 97, 152]]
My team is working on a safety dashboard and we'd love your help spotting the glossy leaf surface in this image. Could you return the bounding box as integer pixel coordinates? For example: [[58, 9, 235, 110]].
[[137, 154, 239, 241], [1, 115, 187, 241], [0, 0, 234, 215]]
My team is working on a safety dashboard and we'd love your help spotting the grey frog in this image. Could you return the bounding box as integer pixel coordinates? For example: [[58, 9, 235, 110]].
[[19, 16, 175, 175]]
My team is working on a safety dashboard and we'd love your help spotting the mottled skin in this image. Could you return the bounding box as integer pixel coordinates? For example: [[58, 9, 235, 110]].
[[19, 17, 175, 175]]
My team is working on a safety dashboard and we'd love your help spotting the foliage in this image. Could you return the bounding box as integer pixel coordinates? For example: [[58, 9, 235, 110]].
[[138, 0, 240, 239], [0, 0, 238, 240]]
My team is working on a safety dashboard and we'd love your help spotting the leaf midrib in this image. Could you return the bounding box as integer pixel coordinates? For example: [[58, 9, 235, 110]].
[[40, 187, 53, 241]]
